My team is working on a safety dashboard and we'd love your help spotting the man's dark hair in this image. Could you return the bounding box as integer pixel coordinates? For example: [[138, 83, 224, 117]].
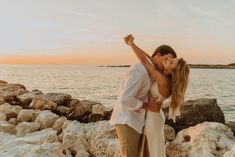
[[151, 45, 177, 58]]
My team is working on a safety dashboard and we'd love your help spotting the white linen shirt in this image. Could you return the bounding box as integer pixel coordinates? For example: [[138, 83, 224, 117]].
[[110, 63, 152, 134]]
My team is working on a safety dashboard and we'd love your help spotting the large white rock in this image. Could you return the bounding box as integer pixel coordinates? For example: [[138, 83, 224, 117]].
[[0, 129, 65, 157], [61, 120, 90, 157], [166, 122, 235, 157], [60, 120, 119, 157], [16, 128, 59, 144], [35, 110, 59, 129], [85, 121, 119, 157]]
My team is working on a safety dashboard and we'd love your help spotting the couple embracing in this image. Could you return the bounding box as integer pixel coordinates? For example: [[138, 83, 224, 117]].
[[110, 34, 190, 157]]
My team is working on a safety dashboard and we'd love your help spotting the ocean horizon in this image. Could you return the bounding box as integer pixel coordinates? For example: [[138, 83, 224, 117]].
[[0, 64, 234, 121]]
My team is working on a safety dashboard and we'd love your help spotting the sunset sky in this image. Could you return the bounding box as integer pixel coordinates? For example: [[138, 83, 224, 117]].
[[0, 0, 235, 65]]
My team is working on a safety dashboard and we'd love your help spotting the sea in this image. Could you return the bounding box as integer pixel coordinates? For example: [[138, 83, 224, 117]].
[[0, 64, 234, 121]]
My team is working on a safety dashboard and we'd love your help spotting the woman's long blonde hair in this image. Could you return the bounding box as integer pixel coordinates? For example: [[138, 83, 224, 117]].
[[170, 58, 190, 112]]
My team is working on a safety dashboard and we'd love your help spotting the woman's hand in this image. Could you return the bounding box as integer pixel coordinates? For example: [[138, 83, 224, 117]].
[[124, 34, 134, 46]]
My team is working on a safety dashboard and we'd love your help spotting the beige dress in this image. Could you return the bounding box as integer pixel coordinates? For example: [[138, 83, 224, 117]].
[[140, 81, 180, 157]]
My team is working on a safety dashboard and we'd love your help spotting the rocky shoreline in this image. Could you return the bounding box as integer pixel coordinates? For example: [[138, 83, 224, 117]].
[[0, 80, 235, 157]]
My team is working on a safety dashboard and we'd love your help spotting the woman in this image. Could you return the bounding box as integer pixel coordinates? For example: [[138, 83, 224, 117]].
[[124, 34, 190, 157]]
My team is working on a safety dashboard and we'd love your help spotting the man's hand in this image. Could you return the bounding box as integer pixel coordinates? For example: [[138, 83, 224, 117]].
[[124, 34, 134, 46], [142, 98, 162, 112]]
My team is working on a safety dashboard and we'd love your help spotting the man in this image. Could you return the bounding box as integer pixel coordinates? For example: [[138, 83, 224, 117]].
[[110, 35, 177, 157]]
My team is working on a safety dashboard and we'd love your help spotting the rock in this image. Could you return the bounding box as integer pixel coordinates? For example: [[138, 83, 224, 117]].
[[85, 121, 119, 157], [16, 128, 59, 144], [67, 99, 91, 121], [92, 104, 107, 116], [52, 116, 67, 134], [8, 118, 17, 126], [89, 113, 105, 122], [166, 122, 235, 157], [44, 93, 72, 106], [104, 109, 113, 120], [0, 103, 23, 120], [0, 97, 5, 105], [56, 106, 72, 116], [16, 89, 43, 108], [35, 110, 59, 129], [0, 121, 16, 134], [29, 96, 57, 110], [16, 121, 40, 136], [0, 83, 26, 105], [20, 142, 65, 157], [163, 98, 225, 133], [61, 120, 119, 157], [0, 129, 65, 157], [0, 113, 6, 121], [224, 144, 235, 157], [0, 80, 8, 85], [164, 125, 176, 142], [226, 121, 235, 136], [17, 109, 37, 122], [61, 120, 90, 156], [80, 100, 102, 111]]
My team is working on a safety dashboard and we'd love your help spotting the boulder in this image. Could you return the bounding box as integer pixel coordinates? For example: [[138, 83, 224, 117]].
[[44, 93, 72, 106], [35, 110, 59, 129], [61, 120, 119, 157], [29, 96, 57, 110], [163, 98, 225, 133], [56, 106, 72, 116], [0, 97, 5, 105], [61, 120, 90, 157], [0, 80, 7, 85], [52, 116, 67, 134], [88, 113, 105, 122], [17, 109, 37, 122], [0, 113, 6, 121], [0, 129, 64, 157], [84, 121, 119, 157], [8, 118, 17, 126], [226, 121, 235, 136], [0, 103, 22, 120], [66, 99, 91, 121], [166, 122, 235, 157], [0, 83, 26, 105], [0, 121, 16, 134], [164, 125, 176, 142], [92, 104, 107, 116], [16, 89, 43, 108], [224, 144, 235, 157], [79, 100, 102, 111], [16, 121, 40, 136]]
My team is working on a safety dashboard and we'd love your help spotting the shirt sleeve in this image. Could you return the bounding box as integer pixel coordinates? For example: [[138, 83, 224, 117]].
[[119, 68, 146, 111]]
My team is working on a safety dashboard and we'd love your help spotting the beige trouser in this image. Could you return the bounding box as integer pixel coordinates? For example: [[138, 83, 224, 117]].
[[115, 124, 141, 157]]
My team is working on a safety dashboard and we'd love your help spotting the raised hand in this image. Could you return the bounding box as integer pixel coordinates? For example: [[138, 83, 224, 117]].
[[124, 34, 134, 45]]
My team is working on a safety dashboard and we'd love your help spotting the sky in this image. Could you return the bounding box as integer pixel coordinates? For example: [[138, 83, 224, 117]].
[[0, 0, 235, 65]]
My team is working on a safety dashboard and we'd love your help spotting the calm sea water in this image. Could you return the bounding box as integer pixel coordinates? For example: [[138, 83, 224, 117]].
[[0, 64, 234, 121]]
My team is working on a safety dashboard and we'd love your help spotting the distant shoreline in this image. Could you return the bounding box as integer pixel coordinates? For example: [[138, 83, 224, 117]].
[[100, 64, 235, 69]]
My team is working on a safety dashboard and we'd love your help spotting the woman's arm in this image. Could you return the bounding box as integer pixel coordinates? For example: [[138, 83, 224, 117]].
[[125, 35, 171, 97]]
